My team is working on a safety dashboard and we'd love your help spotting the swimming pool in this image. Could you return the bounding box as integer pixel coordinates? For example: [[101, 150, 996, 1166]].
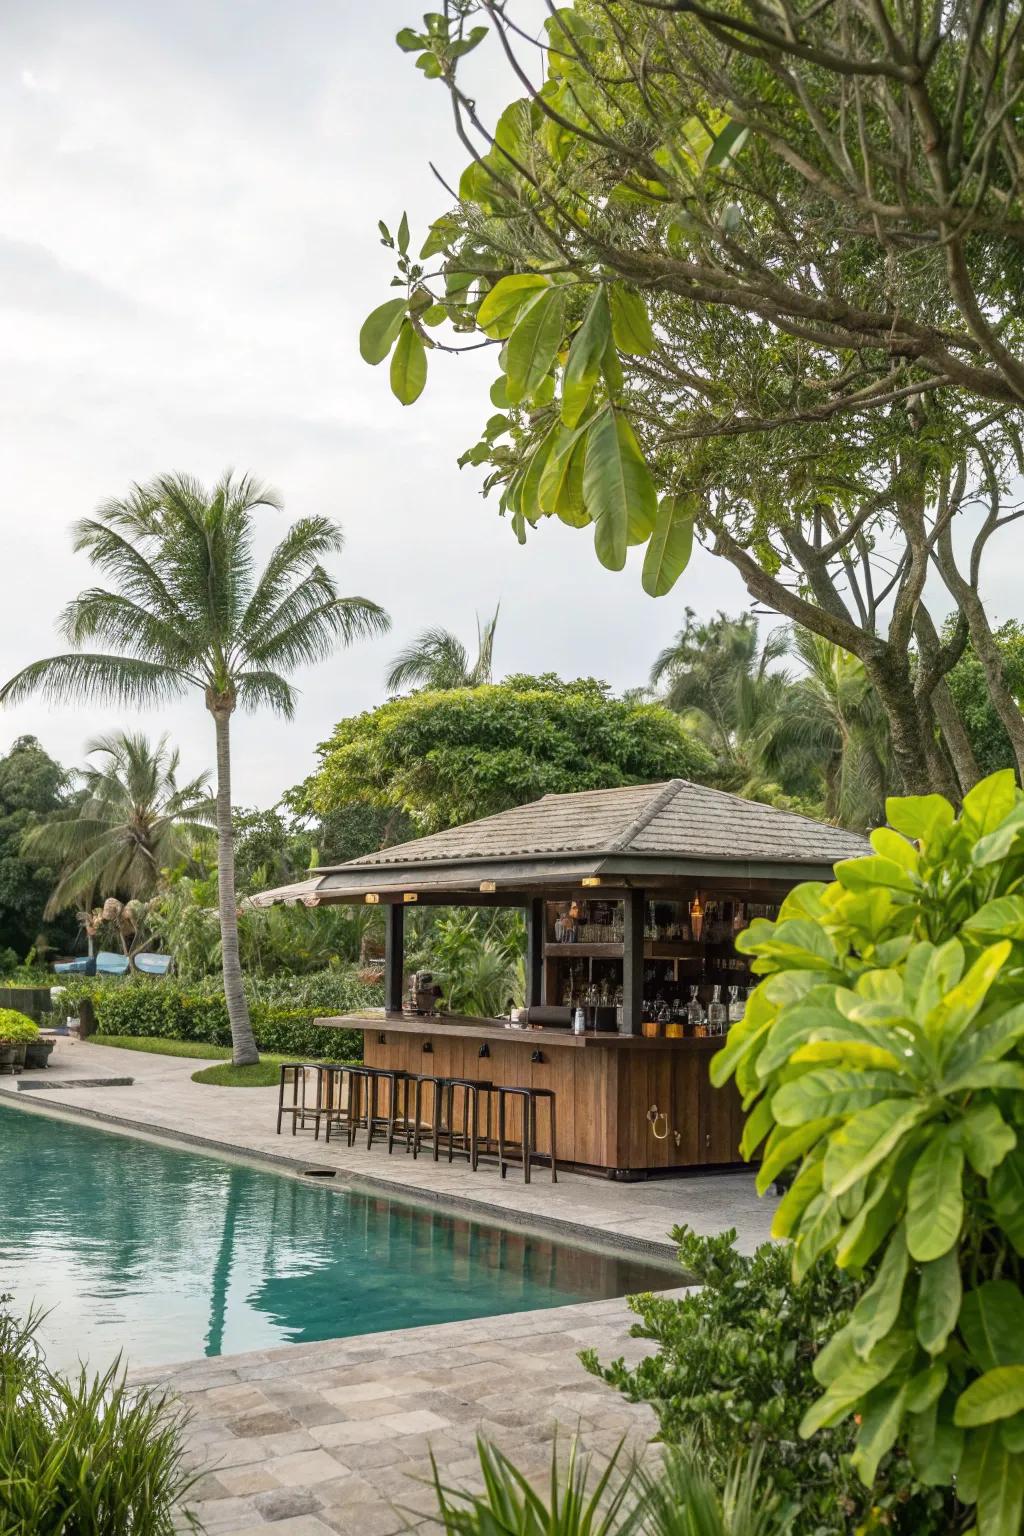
[[0, 1102, 676, 1372]]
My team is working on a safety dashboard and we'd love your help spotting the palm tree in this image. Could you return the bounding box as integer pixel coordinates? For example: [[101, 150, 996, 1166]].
[[768, 629, 891, 829], [385, 603, 499, 694], [0, 472, 389, 1064], [24, 730, 214, 919], [650, 610, 792, 794]]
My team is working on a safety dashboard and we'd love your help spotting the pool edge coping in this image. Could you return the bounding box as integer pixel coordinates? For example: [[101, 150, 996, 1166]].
[[0, 1088, 682, 1265]]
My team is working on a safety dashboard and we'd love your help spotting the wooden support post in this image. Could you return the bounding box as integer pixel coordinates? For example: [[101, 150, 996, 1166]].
[[525, 897, 544, 1009], [385, 902, 405, 1014], [622, 889, 644, 1036]]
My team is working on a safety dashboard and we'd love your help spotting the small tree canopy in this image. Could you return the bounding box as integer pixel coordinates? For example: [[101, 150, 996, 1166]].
[[309, 674, 716, 832]]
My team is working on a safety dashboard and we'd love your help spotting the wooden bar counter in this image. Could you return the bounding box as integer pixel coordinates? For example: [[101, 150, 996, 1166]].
[[316, 1012, 745, 1180]]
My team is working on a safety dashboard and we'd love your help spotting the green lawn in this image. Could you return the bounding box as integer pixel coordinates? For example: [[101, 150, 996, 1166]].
[[89, 1034, 344, 1088]]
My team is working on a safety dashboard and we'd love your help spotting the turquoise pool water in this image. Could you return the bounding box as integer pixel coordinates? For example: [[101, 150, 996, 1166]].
[[0, 1103, 675, 1372]]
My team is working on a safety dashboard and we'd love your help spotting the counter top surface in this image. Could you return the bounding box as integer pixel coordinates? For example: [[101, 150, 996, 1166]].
[[314, 1011, 723, 1050]]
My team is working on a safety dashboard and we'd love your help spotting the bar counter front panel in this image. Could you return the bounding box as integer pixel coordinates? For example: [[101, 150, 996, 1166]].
[[316, 1013, 744, 1178]]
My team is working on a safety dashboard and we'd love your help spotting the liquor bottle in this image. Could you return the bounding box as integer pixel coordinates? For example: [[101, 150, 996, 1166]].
[[687, 984, 705, 1035], [726, 984, 739, 1026], [732, 987, 748, 1024], [708, 984, 727, 1036]]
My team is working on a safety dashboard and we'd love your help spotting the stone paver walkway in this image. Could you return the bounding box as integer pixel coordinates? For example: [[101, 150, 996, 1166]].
[[0, 1040, 777, 1255], [136, 1293, 670, 1536]]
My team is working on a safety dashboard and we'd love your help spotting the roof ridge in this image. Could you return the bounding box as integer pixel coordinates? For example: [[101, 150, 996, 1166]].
[[608, 778, 686, 852], [538, 781, 670, 804]]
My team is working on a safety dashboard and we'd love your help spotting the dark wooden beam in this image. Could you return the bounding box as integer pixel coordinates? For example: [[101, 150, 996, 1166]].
[[525, 897, 545, 1008], [384, 902, 405, 1013], [622, 889, 645, 1036]]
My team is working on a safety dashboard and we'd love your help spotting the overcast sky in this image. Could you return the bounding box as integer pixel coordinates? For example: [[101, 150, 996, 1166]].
[[7, 3, 1018, 808]]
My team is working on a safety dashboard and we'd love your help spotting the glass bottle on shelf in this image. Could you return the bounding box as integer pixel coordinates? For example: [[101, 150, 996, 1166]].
[[708, 984, 727, 1036], [726, 984, 739, 1026], [734, 987, 749, 1023], [613, 983, 624, 1030], [687, 984, 705, 1035]]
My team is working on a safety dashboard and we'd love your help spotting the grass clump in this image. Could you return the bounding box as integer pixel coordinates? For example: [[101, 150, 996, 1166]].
[[0, 1295, 199, 1534]]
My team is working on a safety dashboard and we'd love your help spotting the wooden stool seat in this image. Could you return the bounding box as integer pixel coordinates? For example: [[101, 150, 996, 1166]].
[[496, 1085, 558, 1183]]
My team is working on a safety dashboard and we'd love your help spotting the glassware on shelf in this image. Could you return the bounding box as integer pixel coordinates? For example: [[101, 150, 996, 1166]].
[[726, 984, 739, 1026], [732, 987, 748, 1024], [708, 984, 727, 1036], [687, 984, 705, 1036]]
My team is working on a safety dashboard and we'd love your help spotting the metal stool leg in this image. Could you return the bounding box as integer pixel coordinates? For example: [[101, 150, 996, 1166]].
[[523, 1094, 532, 1185], [548, 1094, 558, 1183]]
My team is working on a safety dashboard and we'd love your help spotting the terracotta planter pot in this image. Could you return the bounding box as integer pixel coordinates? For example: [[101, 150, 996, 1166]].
[[24, 1039, 54, 1070]]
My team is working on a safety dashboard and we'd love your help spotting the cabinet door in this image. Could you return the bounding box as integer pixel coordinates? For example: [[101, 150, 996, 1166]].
[[699, 1071, 745, 1164]]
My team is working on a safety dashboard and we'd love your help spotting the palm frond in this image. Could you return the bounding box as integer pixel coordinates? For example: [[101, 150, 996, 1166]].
[[469, 603, 500, 686], [386, 628, 472, 694], [237, 517, 346, 645], [0, 654, 188, 709], [59, 591, 200, 675], [233, 669, 298, 718]]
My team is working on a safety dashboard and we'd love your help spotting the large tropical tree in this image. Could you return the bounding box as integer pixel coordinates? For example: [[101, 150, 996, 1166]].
[[24, 731, 213, 918], [385, 603, 499, 694], [0, 473, 389, 1063]]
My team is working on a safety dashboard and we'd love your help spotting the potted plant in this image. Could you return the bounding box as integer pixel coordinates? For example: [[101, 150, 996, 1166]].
[[24, 1028, 54, 1069], [0, 1010, 40, 1074]]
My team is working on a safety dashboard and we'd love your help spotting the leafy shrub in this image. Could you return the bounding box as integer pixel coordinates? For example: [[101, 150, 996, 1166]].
[[582, 1228, 952, 1536], [0, 1298, 198, 1534], [0, 1009, 39, 1043], [58, 969, 381, 1060], [713, 769, 1024, 1536]]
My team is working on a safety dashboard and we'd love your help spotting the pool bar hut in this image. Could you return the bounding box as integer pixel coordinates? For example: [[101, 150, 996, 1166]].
[[254, 780, 867, 1179]]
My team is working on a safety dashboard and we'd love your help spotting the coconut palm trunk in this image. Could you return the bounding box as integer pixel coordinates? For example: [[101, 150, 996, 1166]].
[[212, 703, 258, 1066]]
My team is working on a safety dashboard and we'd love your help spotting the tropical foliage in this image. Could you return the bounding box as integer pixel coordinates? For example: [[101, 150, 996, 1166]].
[[362, 5, 1024, 800], [0, 1297, 199, 1534], [431, 1433, 788, 1536], [310, 674, 715, 833], [713, 770, 1024, 1536], [0, 736, 73, 960], [23, 731, 213, 919], [584, 1227, 954, 1535], [0, 471, 389, 1064], [386, 604, 500, 694], [409, 908, 524, 1018]]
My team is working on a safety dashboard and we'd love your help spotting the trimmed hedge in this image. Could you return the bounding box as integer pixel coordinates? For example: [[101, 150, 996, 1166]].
[[57, 970, 381, 1061]]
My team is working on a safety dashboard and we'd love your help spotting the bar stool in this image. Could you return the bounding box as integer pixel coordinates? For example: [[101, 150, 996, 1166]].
[[441, 1078, 494, 1170], [361, 1068, 412, 1151], [410, 1073, 448, 1161], [496, 1085, 558, 1183], [316, 1063, 365, 1144], [276, 1062, 326, 1135]]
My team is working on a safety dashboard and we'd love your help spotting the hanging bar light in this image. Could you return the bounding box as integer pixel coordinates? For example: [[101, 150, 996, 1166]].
[[689, 893, 704, 941]]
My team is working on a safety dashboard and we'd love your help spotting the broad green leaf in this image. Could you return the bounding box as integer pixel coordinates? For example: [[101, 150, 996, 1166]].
[[583, 408, 657, 572], [537, 420, 590, 515], [738, 1093, 775, 1160], [556, 438, 589, 528], [517, 425, 560, 520], [962, 769, 1019, 836], [1001, 1413, 1024, 1452], [907, 1397, 964, 1486], [976, 1433, 1024, 1536], [771, 1156, 823, 1239], [642, 495, 695, 597], [801, 1328, 916, 1435], [489, 375, 511, 408], [885, 792, 955, 846], [772, 1069, 910, 1128], [789, 1038, 905, 1073], [963, 896, 1024, 941], [835, 854, 919, 894], [972, 804, 1024, 867], [835, 1176, 902, 1269], [852, 1382, 907, 1485], [870, 825, 919, 871], [955, 1365, 1024, 1426], [916, 1249, 962, 1355], [962, 1102, 1016, 1178], [477, 273, 551, 340], [561, 288, 610, 427], [906, 1131, 964, 1260], [704, 118, 750, 170], [389, 321, 427, 405], [851, 1223, 909, 1358], [989, 1151, 1024, 1255], [928, 941, 1011, 1046], [359, 297, 407, 365], [942, 1062, 1024, 1094], [505, 287, 566, 403], [943, 1003, 1024, 1079], [791, 1188, 841, 1279], [608, 285, 655, 354], [905, 1361, 948, 1413], [396, 211, 410, 254], [960, 1281, 1024, 1371], [756, 1118, 835, 1194], [823, 1100, 930, 1197]]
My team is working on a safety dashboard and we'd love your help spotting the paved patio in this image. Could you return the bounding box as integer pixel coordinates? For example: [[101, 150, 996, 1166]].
[[2, 1039, 778, 1535]]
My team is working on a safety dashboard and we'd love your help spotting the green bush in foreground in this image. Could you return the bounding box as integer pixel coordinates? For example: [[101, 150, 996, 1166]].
[[713, 769, 1024, 1536], [583, 1228, 954, 1536], [0, 1297, 199, 1535]]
